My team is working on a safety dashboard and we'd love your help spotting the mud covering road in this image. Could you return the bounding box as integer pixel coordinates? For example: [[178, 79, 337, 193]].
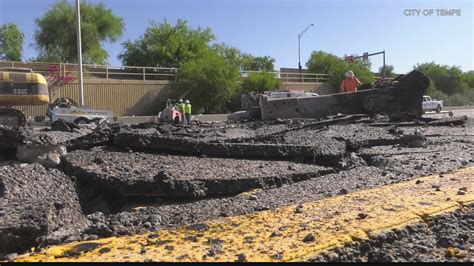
[[0, 114, 473, 261]]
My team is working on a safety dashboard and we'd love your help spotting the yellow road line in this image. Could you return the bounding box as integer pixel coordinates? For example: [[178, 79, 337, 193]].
[[14, 167, 474, 262]]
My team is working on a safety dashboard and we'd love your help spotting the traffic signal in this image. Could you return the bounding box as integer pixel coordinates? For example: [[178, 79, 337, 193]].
[[344, 56, 353, 63], [363, 52, 369, 61]]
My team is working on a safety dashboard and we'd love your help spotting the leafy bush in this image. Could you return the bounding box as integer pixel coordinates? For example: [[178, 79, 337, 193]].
[[35, 0, 124, 64], [240, 72, 281, 93], [307, 50, 374, 88], [119, 19, 213, 68], [426, 89, 474, 106], [378, 65, 396, 78], [415, 62, 468, 95], [0, 23, 24, 61], [179, 50, 240, 113]]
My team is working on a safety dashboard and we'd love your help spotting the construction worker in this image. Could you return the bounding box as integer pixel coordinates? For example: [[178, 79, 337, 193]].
[[340, 70, 362, 93], [176, 99, 185, 124], [184, 99, 192, 124]]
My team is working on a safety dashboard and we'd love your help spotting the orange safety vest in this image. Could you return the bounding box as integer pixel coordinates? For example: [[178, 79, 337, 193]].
[[341, 78, 360, 92]]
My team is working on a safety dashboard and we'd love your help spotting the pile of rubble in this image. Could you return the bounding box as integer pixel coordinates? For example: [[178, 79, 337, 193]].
[[0, 114, 472, 260]]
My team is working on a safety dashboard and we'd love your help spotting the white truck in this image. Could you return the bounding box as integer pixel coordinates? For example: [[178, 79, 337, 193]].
[[46, 97, 115, 125], [50, 106, 115, 124], [422, 95, 443, 113]]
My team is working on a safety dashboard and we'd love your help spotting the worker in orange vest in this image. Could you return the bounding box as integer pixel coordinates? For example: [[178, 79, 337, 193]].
[[340, 70, 362, 93]]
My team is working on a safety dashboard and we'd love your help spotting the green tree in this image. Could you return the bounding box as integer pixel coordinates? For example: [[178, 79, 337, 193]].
[[414, 62, 468, 95], [241, 72, 280, 93], [34, 0, 123, 64], [179, 50, 240, 113], [212, 43, 241, 68], [306, 51, 340, 74], [212, 43, 277, 111], [0, 23, 24, 61], [119, 19, 214, 67], [463, 71, 474, 89], [212, 43, 275, 71], [307, 50, 374, 87], [240, 54, 275, 71], [378, 64, 396, 78]]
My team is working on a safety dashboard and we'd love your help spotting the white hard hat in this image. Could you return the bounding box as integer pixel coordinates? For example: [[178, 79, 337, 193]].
[[345, 70, 354, 78], [178, 99, 183, 103], [185, 100, 190, 104]]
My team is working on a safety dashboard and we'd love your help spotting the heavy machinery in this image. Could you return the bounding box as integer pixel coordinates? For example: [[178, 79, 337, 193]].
[[1, 67, 115, 126], [157, 99, 198, 124], [158, 99, 182, 123], [0, 68, 49, 126]]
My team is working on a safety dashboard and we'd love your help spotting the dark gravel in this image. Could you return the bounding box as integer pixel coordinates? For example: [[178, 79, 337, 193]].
[[311, 204, 474, 262], [0, 125, 92, 147], [82, 117, 473, 239], [0, 122, 124, 154], [0, 164, 89, 257], [0, 115, 472, 262], [81, 165, 412, 237], [113, 130, 346, 166], [130, 120, 294, 140], [62, 146, 333, 198]]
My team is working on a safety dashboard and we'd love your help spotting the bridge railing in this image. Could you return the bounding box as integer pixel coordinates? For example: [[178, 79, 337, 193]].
[[242, 70, 329, 83], [0, 61, 329, 83]]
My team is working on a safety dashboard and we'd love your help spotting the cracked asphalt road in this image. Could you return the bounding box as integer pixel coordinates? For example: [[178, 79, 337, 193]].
[[0, 112, 473, 262]]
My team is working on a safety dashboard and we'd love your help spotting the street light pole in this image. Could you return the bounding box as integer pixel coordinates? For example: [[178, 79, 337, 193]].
[[75, 0, 84, 106], [382, 50, 386, 78], [298, 24, 314, 81]]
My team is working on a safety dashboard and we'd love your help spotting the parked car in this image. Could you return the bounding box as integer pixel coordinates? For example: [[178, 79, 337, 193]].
[[422, 95, 443, 113]]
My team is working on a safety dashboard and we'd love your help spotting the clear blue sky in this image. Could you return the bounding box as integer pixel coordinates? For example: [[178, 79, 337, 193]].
[[1, 0, 472, 73]]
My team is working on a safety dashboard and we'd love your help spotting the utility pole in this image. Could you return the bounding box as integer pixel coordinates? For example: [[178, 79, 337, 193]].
[[343, 50, 386, 77], [382, 50, 386, 77], [298, 24, 314, 82], [75, 0, 84, 106]]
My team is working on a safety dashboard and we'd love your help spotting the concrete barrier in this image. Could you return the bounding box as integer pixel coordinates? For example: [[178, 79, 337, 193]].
[[259, 70, 430, 120], [116, 114, 229, 124]]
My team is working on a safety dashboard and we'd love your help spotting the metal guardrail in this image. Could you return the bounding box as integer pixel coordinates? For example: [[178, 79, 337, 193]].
[[243, 70, 329, 83], [53, 63, 179, 81], [0, 61, 329, 83]]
